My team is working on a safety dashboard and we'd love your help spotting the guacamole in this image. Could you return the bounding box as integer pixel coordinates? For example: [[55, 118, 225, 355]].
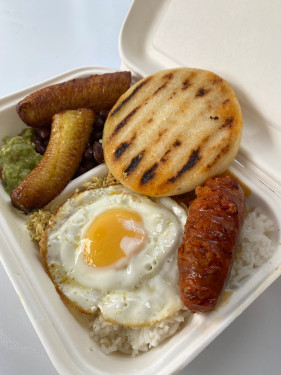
[[0, 128, 42, 194]]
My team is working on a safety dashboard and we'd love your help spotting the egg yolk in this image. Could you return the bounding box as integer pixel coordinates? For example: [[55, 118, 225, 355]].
[[82, 209, 146, 267]]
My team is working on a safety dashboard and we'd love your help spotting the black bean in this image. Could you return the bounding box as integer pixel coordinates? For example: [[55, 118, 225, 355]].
[[35, 143, 46, 155], [99, 109, 109, 120], [93, 141, 104, 164], [88, 128, 96, 143], [94, 116, 105, 130], [34, 138, 41, 145], [83, 159, 97, 171], [43, 138, 49, 147], [32, 115, 107, 179], [75, 166, 87, 177], [93, 130, 103, 141], [35, 127, 50, 140], [84, 144, 94, 159], [33, 138, 46, 155]]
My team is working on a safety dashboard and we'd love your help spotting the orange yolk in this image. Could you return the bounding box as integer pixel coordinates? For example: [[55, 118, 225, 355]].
[[82, 209, 145, 267]]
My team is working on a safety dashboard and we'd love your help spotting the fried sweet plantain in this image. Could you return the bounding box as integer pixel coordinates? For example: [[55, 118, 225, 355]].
[[11, 109, 94, 211], [17, 71, 131, 127]]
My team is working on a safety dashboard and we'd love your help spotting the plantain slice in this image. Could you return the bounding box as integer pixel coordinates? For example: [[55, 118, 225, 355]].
[[11, 109, 94, 211], [17, 71, 131, 127]]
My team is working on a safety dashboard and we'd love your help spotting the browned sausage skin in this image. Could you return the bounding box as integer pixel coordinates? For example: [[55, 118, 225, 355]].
[[178, 175, 245, 313]]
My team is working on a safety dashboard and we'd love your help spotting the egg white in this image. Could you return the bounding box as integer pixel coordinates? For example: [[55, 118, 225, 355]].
[[44, 185, 187, 327]]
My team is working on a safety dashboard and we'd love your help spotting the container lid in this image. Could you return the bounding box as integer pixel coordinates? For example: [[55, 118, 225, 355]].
[[119, 0, 281, 193]]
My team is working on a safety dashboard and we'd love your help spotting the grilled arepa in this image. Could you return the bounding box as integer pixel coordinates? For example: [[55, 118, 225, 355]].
[[103, 68, 243, 197]]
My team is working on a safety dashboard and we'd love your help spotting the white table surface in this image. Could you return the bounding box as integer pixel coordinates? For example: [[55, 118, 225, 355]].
[[1, 1, 281, 374]]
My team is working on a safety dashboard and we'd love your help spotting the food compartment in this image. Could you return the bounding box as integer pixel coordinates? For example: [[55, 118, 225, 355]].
[[0, 67, 280, 375]]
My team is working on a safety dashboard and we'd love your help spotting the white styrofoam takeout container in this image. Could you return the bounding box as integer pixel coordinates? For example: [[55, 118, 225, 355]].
[[0, 0, 281, 374]]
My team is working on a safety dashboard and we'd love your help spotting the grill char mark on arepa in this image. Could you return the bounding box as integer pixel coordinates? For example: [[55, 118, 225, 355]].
[[161, 149, 171, 163], [160, 139, 181, 163], [111, 106, 140, 138], [104, 68, 242, 197], [196, 87, 210, 97], [152, 72, 174, 96], [182, 79, 191, 90], [222, 98, 230, 105], [153, 82, 168, 96], [220, 116, 234, 129], [169, 149, 201, 183], [109, 77, 152, 117], [109, 73, 176, 140], [212, 76, 223, 85], [124, 152, 144, 175], [156, 128, 168, 141], [140, 163, 158, 185], [173, 140, 181, 147], [205, 143, 230, 170], [163, 72, 174, 79], [114, 134, 136, 160], [168, 91, 176, 100]]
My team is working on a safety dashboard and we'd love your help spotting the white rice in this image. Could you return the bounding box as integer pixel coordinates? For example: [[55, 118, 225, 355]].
[[90, 310, 190, 356], [89, 207, 276, 356], [228, 207, 276, 289]]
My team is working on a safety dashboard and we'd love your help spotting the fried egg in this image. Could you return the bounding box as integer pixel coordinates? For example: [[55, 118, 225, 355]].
[[40, 185, 187, 327]]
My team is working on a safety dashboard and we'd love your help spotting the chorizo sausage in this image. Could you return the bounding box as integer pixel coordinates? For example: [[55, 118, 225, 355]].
[[178, 175, 245, 313]]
